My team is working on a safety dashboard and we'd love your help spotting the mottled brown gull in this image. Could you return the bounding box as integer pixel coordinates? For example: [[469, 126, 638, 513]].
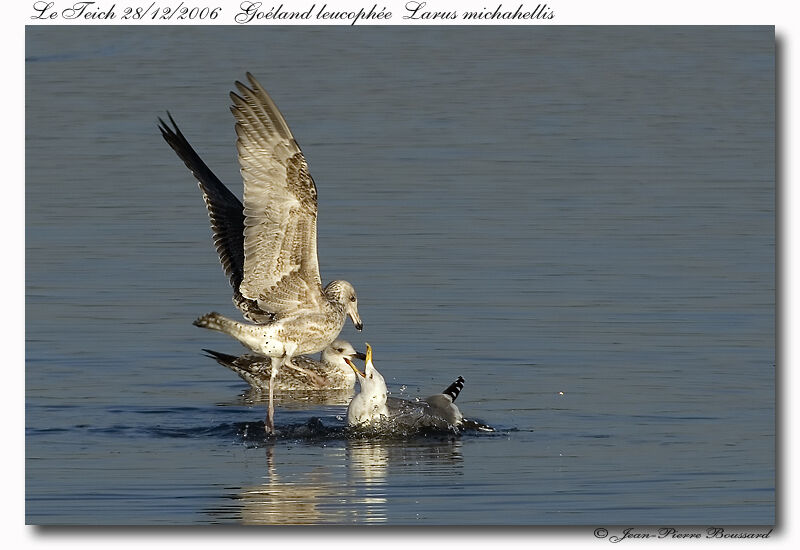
[[203, 339, 366, 391], [159, 73, 363, 434]]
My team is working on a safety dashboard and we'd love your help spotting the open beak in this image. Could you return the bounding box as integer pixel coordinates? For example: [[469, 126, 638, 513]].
[[344, 357, 364, 377], [353, 351, 367, 360], [365, 342, 373, 364]]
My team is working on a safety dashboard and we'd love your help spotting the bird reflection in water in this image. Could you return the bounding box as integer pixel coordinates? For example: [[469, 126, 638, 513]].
[[209, 438, 464, 524]]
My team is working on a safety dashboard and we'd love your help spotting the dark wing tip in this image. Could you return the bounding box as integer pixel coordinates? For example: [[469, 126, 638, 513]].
[[157, 111, 185, 143], [157, 114, 171, 135]]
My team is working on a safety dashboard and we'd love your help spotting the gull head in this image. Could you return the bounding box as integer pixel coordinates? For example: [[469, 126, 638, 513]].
[[321, 339, 367, 380], [344, 343, 389, 426], [325, 280, 363, 331]]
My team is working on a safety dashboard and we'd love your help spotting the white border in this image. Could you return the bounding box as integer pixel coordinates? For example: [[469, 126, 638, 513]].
[[19, 0, 792, 26], [7, 0, 793, 547]]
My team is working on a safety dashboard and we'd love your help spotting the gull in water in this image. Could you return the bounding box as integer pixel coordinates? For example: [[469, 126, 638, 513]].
[[159, 73, 363, 434], [203, 339, 367, 391], [345, 344, 465, 430]]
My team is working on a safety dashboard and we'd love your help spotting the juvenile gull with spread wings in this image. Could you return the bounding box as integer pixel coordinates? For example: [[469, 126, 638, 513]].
[[159, 73, 363, 434]]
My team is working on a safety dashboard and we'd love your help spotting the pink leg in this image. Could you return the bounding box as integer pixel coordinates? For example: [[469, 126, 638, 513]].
[[265, 359, 277, 435]]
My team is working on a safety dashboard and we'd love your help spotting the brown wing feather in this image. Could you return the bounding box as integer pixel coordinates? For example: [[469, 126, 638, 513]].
[[230, 74, 324, 316]]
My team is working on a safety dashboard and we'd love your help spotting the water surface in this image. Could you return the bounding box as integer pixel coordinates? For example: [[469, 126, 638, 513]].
[[26, 26, 774, 525]]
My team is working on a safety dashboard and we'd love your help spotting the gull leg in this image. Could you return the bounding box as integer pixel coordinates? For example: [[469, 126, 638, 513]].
[[264, 345, 296, 435], [266, 357, 279, 436]]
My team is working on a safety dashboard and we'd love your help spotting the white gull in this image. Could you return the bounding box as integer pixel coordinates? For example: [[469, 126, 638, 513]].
[[159, 73, 363, 434], [345, 344, 465, 430]]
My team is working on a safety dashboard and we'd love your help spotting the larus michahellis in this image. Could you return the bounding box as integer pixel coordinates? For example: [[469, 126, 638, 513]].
[[203, 339, 366, 391], [159, 73, 363, 434], [345, 344, 466, 430]]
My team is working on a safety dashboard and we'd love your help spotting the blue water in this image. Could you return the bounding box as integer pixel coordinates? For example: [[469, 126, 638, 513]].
[[25, 26, 774, 525]]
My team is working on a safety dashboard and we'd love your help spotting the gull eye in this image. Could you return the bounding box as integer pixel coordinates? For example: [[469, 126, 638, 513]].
[[350, 296, 356, 302], [336, 348, 344, 353]]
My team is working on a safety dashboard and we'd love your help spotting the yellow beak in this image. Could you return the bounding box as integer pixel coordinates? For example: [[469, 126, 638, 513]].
[[344, 357, 364, 377]]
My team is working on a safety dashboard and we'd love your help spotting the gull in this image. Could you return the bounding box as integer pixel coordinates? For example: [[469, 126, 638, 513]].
[[202, 339, 367, 391], [158, 73, 363, 434], [345, 344, 465, 430]]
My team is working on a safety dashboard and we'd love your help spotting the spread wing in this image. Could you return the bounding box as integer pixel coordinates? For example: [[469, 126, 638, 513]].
[[158, 114, 246, 298], [158, 113, 270, 322], [230, 73, 324, 316]]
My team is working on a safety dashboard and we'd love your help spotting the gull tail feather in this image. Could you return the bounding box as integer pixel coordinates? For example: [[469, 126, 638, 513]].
[[193, 312, 236, 333], [194, 312, 272, 355], [202, 348, 238, 365], [202, 348, 270, 390], [441, 376, 465, 402]]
